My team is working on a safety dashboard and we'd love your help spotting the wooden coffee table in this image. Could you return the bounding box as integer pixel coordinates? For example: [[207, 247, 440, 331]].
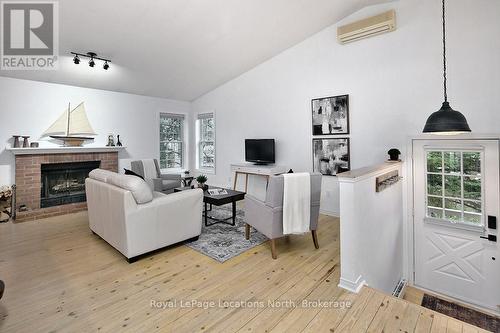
[[174, 186, 245, 226]]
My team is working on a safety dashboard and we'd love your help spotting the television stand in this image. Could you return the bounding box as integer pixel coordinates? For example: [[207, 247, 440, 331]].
[[230, 163, 288, 192]]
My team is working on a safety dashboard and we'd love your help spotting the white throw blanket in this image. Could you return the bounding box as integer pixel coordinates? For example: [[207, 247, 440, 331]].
[[142, 159, 158, 180], [282, 173, 311, 235]]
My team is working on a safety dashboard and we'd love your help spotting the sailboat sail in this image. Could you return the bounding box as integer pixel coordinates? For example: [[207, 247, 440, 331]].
[[42, 109, 70, 136], [68, 103, 96, 136], [42, 102, 96, 137]]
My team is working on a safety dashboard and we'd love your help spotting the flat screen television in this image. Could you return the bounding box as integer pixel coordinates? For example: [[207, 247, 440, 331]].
[[245, 139, 275, 165]]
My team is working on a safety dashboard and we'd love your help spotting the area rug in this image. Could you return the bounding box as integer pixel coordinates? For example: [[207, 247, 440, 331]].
[[421, 294, 499, 332], [185, 205, 268, 263]]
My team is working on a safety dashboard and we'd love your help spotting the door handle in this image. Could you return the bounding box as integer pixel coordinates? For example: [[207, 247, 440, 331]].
[[480, 234, 497, 242]]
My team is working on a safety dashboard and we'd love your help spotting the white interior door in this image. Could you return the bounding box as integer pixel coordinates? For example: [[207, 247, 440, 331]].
[[413, 139, 500, 313]]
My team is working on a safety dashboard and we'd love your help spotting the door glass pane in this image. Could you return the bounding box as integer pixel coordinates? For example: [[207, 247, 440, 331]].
[[428, 196, 442, 208], [444, 152, 461, 174], [464, 176, 481, 200], [445, 210, 461, 222], [427, 174, 442, 196], [445, 198, 462, 211], [463, 152, 481, 176], [444, 175, 461, 198], [428, 208, 443, 219], [464, 213, 481, 225], [463, 200, 481, 213], [427, 151, 442, 173]]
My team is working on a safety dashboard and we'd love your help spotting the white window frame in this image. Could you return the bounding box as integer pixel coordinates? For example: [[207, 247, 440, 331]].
[[158, 112, 186, 172], [195, 111, 216, 174], [424, 147, 485, 232]]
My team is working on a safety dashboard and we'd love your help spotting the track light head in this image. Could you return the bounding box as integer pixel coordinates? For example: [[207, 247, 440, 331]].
[[103, 61, 109, 70], [73, 55, 80, 64]]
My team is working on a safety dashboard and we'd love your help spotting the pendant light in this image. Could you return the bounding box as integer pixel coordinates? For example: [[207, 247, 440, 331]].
[[423, 0, 471, 134]]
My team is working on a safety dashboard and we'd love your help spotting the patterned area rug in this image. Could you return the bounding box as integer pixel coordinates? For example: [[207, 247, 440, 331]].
[[185, 205, 268, 263], [421, 294, 499, 332]]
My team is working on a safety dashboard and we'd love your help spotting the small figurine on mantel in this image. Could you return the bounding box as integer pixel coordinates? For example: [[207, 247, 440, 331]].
[[106, 134, 115, 147], [387, 148, 401, 162], [116, 135, 123, 147]]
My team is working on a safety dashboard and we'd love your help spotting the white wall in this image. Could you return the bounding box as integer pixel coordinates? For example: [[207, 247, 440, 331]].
[[190, 0, 500, 215], [0, 77, 191, 185]]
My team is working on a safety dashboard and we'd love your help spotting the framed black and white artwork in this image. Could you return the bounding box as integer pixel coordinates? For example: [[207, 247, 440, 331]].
[[313, 138, 350, 176], [311, 94, 349, 135]]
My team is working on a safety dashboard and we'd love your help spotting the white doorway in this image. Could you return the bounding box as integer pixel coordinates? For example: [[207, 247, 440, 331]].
[[412, 139, 500, 314]]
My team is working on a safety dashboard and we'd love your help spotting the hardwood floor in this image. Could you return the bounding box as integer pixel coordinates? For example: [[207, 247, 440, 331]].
[[0, 212, 489, 332]]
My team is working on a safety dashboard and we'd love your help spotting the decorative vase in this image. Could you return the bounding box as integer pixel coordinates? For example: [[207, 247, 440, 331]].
[[12, 136, 20, 148], [116, 135, 122, 147], [198, 182, 205, 189], [202, 184, 209, 191], [22, 136, 30, 148]]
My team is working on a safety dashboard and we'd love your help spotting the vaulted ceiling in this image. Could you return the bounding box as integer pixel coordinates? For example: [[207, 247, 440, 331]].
[[0, 0, 393, 101]]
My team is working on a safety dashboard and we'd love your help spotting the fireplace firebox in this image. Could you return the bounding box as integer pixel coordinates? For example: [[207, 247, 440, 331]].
[[40, 161, 100, 208]]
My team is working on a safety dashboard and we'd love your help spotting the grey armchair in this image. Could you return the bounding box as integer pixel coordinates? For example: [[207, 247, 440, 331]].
[[131, 159, 181, 194], [244, 173, 322, 259]]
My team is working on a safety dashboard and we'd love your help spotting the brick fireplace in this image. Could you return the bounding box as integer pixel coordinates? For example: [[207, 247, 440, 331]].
[[13, 150, 119, 222]]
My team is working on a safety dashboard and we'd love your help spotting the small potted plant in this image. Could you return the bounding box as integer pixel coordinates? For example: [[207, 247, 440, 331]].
[[196, 175, 208, 190]]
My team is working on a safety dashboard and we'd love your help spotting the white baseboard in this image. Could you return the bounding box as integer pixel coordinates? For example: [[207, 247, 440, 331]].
[[338, 275, 366, 293], [320, 209, 339, 217]]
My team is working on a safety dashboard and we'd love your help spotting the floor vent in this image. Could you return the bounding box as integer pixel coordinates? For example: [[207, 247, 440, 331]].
[[392, 278, 407, 298]]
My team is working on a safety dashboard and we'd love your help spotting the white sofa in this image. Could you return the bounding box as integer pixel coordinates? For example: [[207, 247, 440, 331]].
[[85, 169, 203, 262]]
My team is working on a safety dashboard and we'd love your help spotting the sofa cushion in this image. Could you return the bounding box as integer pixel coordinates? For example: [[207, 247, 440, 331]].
[[89, 169, 116, 183], [108, 173, 154, 204]]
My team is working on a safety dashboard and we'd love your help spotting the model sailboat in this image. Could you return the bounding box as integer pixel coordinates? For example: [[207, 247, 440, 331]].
[[42, 102, 96, 147]]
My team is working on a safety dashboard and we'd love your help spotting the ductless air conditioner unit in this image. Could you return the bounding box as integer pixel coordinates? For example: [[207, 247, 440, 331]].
[[337, 10, 396, 44]]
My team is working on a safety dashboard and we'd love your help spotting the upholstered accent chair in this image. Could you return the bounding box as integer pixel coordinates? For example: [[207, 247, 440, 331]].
[[244, 173, 322, 259], [131, 159, 181, 194]]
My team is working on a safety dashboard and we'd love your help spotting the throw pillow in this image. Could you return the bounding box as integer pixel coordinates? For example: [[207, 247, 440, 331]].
[[124, 168, 144, 180]]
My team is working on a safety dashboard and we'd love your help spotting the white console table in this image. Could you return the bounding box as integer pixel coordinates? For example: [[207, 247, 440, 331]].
[[230, 163, 288, 192]]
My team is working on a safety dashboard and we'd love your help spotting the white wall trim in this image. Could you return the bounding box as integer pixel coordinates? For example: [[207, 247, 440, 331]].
[[338, 276, 366, 293]]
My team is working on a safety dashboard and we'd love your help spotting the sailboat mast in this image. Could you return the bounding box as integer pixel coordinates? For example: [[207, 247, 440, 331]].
[[66, 103, 70, 136]]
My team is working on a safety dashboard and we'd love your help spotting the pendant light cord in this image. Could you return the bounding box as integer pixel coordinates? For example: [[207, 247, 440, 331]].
[[442, 0, 447, 102]]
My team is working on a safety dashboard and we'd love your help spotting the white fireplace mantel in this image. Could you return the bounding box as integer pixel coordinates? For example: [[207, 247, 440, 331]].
[[6, 146, 126, 155]]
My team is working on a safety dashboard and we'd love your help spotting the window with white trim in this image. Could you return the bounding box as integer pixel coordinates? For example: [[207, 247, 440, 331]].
[[159, 113, 185, 169], [196, 113, 215, 171], [425, 149, 483, 226]]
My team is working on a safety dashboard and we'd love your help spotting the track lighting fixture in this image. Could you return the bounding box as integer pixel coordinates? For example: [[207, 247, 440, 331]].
[[70, 51, 111, 71]]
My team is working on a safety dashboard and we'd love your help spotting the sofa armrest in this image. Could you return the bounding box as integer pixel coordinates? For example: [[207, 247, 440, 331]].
[[160, 173, 181, 181], [144, 178, 163, 192], [244, 195, 284, 239], [125, 189, 204, 257]]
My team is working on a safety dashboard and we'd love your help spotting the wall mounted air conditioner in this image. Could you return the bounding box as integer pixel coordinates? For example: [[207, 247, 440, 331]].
[[337, 10, 396, 44]]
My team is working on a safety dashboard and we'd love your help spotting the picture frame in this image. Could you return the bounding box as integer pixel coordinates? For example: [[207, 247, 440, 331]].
[[312, 138, 350, 176], [311, 94, 349, 136]]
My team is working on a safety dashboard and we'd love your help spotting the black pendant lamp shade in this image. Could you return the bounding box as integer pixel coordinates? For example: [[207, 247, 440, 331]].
[[423, 0, 471, 134], [423, 102, 471, 133]]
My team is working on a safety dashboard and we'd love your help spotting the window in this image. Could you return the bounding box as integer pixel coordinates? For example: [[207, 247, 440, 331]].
[[425, 150, 483, 226], [159, 113, 185, 169], [196, 113, 215, 171]]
